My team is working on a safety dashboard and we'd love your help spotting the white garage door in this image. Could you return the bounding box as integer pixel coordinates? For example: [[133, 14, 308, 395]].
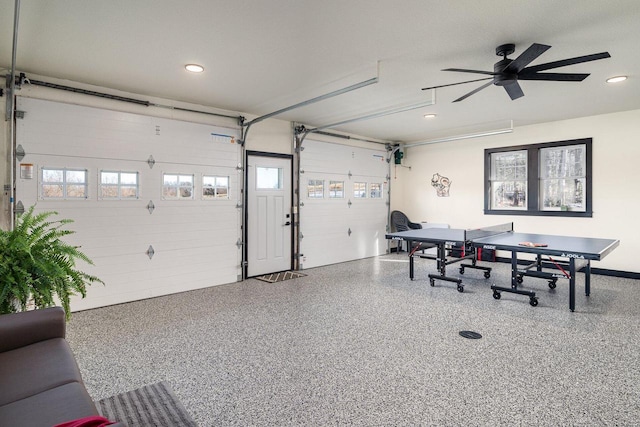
[[14, 97, 242, 311], [299, 139, 389, 269]]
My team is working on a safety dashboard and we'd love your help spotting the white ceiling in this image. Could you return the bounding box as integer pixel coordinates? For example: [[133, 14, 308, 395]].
[[1, 0, 639, 143]]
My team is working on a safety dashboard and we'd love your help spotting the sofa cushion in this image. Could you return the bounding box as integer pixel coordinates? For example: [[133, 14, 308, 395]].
[[0, 382, 98, 427], [0, 338, 84, 406], [0, 307, 66, 353]]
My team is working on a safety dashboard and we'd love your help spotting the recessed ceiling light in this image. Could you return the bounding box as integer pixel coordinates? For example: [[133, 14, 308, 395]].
[[424, 114, 437, 119], [606, 75, 627, 83], [185, 64, 204, 73]]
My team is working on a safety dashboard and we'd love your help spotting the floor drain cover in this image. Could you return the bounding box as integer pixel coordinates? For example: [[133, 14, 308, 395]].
[[459, 330, 482, 339]]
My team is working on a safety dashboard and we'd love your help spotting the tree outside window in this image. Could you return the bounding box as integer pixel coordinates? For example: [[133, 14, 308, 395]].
[[484, 138, 592, 217]]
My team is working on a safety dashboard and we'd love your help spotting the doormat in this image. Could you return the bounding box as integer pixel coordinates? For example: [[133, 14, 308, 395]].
[[96, 381, 197, 426], [255, 271, 306, 283]]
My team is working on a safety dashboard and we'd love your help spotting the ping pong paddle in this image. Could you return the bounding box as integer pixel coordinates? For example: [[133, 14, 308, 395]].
[[518, 242, 548, 247]]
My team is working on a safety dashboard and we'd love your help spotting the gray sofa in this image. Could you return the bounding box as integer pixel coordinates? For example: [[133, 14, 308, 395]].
[[0, 307, 122, 426]]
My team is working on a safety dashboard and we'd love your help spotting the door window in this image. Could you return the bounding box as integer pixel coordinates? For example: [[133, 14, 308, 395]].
[[256, 166, 283, 190]]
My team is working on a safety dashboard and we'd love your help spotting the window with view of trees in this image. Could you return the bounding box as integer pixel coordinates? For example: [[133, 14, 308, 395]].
[[202, 175, 229, 199], [484, 138, 592, 217], [539, 145, 586, 212], [307, 179, 324, 198], [489, 150, 527, 210], [41, 168, 88, 199], [353, 182, 367, 198], [163, 173, 194, 199], [100, 171, 139, 199], [370, 183, 383, 198], [329, 181, 344, 198]]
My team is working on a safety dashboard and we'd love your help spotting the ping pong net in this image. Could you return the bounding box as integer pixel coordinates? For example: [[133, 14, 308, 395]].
[[464, 222, 513, 242]]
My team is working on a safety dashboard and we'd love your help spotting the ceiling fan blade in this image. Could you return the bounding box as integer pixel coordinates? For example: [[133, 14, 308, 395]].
[[523, 52, 611, 73], [505, 43, 551, 73], [443, 68, 496, 76], [519, 72, 589, 81], [503, 82, 524, 100], [452, 81, 494, 102], [422, 77, 492, 91]]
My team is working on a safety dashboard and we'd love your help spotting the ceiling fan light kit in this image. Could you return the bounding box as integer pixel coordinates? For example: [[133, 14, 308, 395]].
[[422, 43, 611, 102]]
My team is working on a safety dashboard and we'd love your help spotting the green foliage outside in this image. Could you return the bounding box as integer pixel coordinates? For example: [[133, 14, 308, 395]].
[[0, 206, 103, 319]]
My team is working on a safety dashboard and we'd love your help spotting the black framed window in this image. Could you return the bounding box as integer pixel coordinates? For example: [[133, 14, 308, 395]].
[[484, 138, 592, 217]]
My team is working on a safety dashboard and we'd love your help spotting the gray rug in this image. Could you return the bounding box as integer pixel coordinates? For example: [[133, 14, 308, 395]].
[[96, 381, 197, 426]]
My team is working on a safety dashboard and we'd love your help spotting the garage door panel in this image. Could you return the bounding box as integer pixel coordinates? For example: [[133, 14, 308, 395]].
[[350, 150, 387, 176], [85, 248, 238, 281], [102, 262, 238, 290], [300, 140, 389, 269], [69, 269, 238, 311], [301, 233, 354, 268], [15, 97, 242, 311], [301, 141, 354, 173]]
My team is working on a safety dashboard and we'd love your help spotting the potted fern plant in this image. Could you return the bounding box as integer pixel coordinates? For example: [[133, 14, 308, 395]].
[[0, 205, 103, 319]]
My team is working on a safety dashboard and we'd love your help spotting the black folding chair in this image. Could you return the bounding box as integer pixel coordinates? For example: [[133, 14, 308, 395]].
[[390, 210, 422, 233], [390, 210, 435, 252]]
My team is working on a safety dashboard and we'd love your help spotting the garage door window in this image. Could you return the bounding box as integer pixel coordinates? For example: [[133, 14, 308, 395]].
[[353, 182, 367, 198], [163, 174, 194, 199], [203, 175, 229, 199], [329, 181, 344, 198], [307, 179, 324, 198], [41, 168, 88, 199], [370, 183, 383, 198], [100, 171, 139, 199]]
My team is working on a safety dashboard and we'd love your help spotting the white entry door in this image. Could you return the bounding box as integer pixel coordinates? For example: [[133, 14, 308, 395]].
[[247, 154, 292, 276]]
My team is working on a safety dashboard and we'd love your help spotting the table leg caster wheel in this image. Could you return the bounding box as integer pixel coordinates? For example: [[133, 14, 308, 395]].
[[548, 280, 557, 289], [430, 279, 435, 287], [493, 291, 501, 300], [530, 297, 539, 307], [459, 267, 465, 274], [457, 284, 464, 293], [484, 271, 491, 279], [516, 275, 523, 284]]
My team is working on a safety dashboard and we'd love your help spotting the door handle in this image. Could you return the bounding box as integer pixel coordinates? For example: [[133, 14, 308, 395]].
[[284, 221, 291, 226]]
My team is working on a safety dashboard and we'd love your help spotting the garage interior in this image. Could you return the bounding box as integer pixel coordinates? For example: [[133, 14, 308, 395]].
[[1, 1, 640, 425]]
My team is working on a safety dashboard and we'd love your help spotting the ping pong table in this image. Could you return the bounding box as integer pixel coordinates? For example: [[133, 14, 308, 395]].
[[387, 222, 620, 311], [385, 224, 502, 292]]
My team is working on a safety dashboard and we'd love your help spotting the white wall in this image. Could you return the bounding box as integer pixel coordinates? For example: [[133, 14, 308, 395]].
[[242, 114, 293, 154], [393, 109, 640, 272]]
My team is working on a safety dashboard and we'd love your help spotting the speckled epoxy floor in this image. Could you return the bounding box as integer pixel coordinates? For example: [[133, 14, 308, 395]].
[[66, 254, 640, 426]]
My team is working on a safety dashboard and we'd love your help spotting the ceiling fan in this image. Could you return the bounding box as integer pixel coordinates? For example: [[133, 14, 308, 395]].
[[422, 43, 610, 102]]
